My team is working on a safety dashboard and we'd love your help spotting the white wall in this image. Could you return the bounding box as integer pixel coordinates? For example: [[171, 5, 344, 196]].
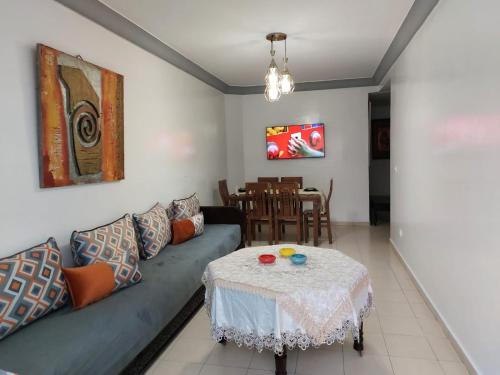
[[389, 0, 500, 373], [224, 95, 244, 189], [232, 88, 375, 223], [0, 0, 227, 263]]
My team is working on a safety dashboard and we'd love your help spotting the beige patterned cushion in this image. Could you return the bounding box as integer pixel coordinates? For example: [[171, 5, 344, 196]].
[[172, 193, 200, 220], [70, 215, 142, 290], [133, 203, 171, 259]]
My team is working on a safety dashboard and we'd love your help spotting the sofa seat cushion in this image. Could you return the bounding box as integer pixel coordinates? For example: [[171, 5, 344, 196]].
[[0, 224, 240, 375]]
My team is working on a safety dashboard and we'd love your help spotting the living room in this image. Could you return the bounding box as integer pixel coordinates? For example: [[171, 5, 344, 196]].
[[0, 1, 498, 375]]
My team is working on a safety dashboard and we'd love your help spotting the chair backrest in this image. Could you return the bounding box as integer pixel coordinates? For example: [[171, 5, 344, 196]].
[[218, 179, 231, 206], [325, 178, 333, 212], [245, 182, 272, 217], [280, 176, 303, 188], [257, 177, 279, 183], [273, 182, 300, 217]]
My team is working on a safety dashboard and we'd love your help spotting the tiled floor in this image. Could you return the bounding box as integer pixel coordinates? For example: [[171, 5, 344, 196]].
[[147, 225, 469, 375]]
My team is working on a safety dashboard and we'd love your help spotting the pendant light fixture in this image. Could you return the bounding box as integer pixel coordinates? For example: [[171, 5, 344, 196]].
[[280, 37, 295, 95], [264, 32, 295, 102]]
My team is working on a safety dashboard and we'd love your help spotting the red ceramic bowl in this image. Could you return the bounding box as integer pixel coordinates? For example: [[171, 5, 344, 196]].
[[258, 254, 276, 264]]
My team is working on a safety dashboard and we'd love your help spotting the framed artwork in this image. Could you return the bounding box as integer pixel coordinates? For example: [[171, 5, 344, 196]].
[[37, 44, 124, 188], [371, 119, 390, 159]]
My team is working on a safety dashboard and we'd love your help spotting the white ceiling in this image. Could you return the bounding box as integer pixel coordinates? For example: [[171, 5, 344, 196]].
[[99, 0, 414, 86]]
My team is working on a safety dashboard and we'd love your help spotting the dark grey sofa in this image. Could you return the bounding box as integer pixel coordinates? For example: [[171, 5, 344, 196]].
[[0, 206, 244, 375]]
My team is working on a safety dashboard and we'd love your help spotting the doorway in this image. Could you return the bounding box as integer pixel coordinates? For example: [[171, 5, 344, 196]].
[[368, 91, 390, 225]]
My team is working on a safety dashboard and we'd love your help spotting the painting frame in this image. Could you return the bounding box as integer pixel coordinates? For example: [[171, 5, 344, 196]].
[[37, 44, 124, 188], [371, 119, 390, 160]]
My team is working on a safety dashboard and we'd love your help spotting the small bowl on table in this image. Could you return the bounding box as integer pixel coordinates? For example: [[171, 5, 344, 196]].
[[279, 247, 296, 258], [290, 253, 307, 265], [258, 254, 276, 265]]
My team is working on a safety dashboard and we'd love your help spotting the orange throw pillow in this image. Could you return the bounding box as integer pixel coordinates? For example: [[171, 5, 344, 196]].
[[63, 263, 115, 309], [171, 219, 196, 245]]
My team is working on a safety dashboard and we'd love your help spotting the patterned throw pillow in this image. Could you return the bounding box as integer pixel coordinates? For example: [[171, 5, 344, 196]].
[[171, 213, 205, 245], [133, 203, 171, 259], [165, 202, 176, 220], [190, 212, 205, 236], [0, 238, 68, 340], [173, 193, 200, 220], [71, 215, 142, 291]]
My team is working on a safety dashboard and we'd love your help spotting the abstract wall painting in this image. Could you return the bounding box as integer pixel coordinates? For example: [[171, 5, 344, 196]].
[[37, 44, 124, 188]]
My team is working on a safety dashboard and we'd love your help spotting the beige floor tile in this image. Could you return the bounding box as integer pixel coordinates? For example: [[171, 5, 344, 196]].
[[410, 303, 436, 319], [164, 337, 215, 364], [397, 277, 417, 291], [151, 361, 203, 375], [295, 348, 343, 375], [199, 365, 247, 375], [375, 289, 407, 303], [439, 360, 469, 375], [344, 352, 394, 375], [384, 334, 436, 359], [404, 290, 425, 304], [391, 357, 444, 375], [379, 315, 423, 336], [249, 349, 297, 372], [206, 342, 254, 368], [417, 318, 446, 338], [363, 310, 382, 333], [426, 336, 460, 361], [246, 370, 274, 375], [376, 301, 415, 318], [344, 332, 388, 356], [180, 310, 212, 340]]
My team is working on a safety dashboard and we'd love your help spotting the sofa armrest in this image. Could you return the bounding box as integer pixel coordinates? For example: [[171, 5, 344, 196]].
[[200, 206, 245, 249]]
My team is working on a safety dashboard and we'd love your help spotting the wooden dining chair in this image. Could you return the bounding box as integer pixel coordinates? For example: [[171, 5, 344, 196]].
[[245, 182, 274, 245], [218, 179, 237, 207], [280, 176, 303, 188], [304, 179, 334, 244], [273, 182, 302, 244], [258, 177, 279, 183]]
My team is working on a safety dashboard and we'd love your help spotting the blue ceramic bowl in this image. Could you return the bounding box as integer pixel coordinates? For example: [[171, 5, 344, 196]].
[[290, 253, 307, 265]]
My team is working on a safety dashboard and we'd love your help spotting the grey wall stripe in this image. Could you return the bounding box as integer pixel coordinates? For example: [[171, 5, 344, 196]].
[[54, 0, 229, 93], [373, 0, 439, 83], [226, 78, 376, 95], [55, 0, 438, 94]]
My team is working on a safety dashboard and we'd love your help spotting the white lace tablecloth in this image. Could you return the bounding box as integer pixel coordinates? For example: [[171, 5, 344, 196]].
[[202, 245, 373, 354]]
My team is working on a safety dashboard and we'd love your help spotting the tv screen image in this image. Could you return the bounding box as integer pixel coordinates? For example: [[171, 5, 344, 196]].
[[266, 123, 325, 160]]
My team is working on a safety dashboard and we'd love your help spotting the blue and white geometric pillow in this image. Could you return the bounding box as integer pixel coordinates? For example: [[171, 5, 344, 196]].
[[0, 238, 68, 340], [133, 203, 171, 259], [70, 214, 142, 290], [173, 193, 200, 220]]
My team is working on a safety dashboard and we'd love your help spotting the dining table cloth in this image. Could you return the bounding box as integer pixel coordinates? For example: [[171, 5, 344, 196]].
[[202, 245, 373, 354]]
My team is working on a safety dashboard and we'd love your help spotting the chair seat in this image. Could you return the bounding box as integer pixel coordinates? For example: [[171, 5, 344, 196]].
[[304, 209, 328, 216]]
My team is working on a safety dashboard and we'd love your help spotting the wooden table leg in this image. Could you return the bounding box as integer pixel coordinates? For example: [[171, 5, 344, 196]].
[[353, 322, 364, 356], [313, 198, 320, 246], [274, 348, 287, 375]]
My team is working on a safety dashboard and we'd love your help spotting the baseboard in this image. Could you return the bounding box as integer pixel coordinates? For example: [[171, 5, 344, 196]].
[[333, 221, 370, 226], [389, 238, 480, 375]]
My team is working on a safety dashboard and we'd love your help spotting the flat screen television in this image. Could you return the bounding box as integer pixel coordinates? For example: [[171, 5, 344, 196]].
[[266, 123, 325, 160]]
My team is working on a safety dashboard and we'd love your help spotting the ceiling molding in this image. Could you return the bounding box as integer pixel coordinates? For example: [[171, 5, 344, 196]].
[[55, 0, 439, 95], [54, 0, 229, 93], [226, 78, 376, 95], [373, 0, 439, 83]]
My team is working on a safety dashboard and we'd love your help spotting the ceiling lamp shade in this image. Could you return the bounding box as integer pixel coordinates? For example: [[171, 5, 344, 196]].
[[265, 55, 281, 102], [280, 58, 295, 95], [264, 33, 294, 102]]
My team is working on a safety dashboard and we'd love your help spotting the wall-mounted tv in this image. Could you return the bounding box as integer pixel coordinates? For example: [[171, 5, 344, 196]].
[[266, 123, 325, 160]]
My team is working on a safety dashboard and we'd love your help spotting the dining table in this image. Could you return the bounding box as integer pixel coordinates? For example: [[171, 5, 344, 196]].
[[232, 188, 324, 246]]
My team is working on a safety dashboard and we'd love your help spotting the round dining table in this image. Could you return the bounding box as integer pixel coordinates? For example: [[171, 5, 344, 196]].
[[202, 245, 373, 375]]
